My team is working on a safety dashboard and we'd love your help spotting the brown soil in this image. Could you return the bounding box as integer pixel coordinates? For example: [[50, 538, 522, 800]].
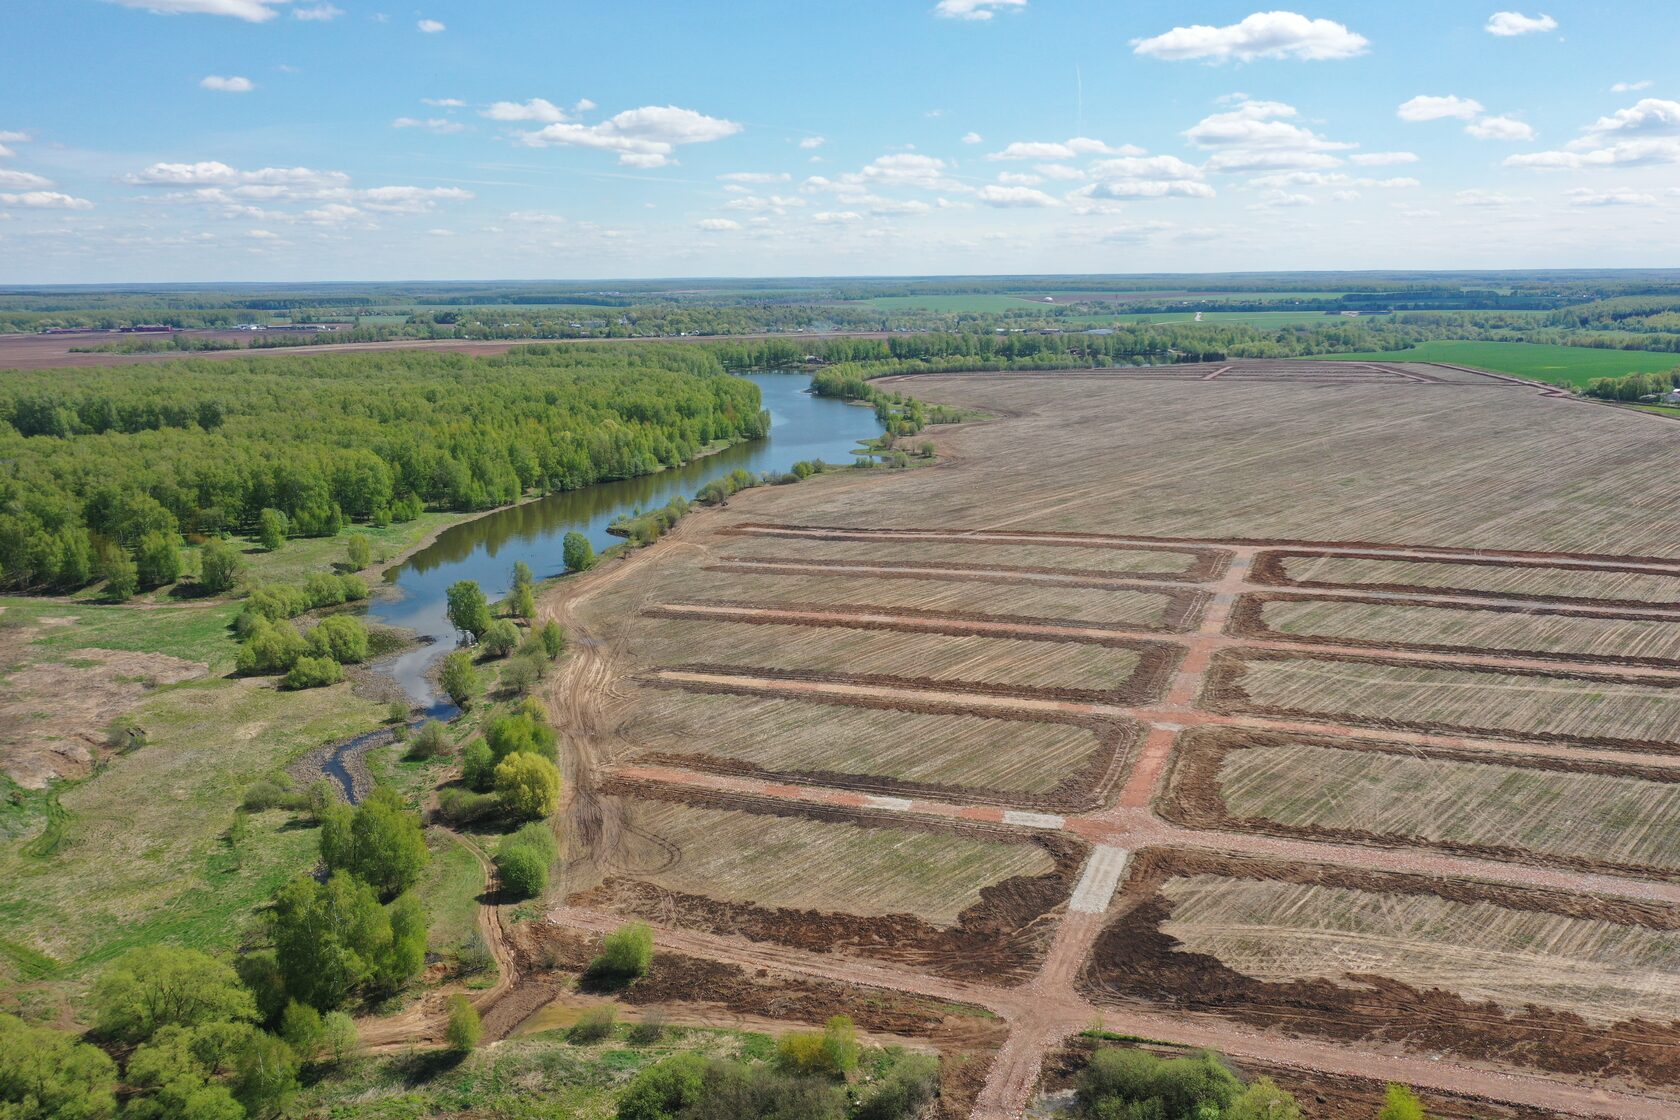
[[1251, 548, 1680, 608], [1202, 646, 1680, 753], [1080, 848, 1680, 1088], [575, 780, 1086, 984], [655, 588, 1207, 634], [1159, 724, 1680, 882]]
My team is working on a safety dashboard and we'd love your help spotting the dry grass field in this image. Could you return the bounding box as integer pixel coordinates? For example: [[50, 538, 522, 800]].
[[1170, 729, 1680, 873], [1268, 554, 1680, 604], [628, 686, 1124, 801], [1252, 596, 1680, 663], [1210, 651, 1680, 748], [1157, 874, 1680, 1026], [543, 362, 1680, 1114]]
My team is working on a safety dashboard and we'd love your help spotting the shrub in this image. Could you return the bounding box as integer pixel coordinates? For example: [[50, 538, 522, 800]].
[[99, 546, 139, 601], [1076, 1047, 1240, 1120], [495, 821, 558, 899], [776, 1015, 859, 1079], [461, 739, 496, 791], [338, 573, 368, 601], [236, 619, 309, 675], [280, 1000, 324, 1060], [241, 780, 304, 812], [0, 1016, 119, 1119], [626, 1010, 667, 1046], [589, 922, 653, 983], [485, 712, 557, 763], [1378, 1084, 1426, 1120], [446, 580, 492, 639], [480, 619, 520, 658], [857, 1051, 940, 1120], [437, 787, 500, 824], [319, 787, 429, 899], [440, 651, 479, 707], [507, 582, 536, 620], [321, 1011, 359, 1064], [445, 996, 481, 1052], [1228, 1077, 1304, 1120], [199, 537, 245, 593], [283, 656, 343, 690], [387, 699, 410, 724], [406, 720, 448, 760], [570, 1004, 617, 1043], [308, 614, 369, 664], [617, 1053, 707, 1120], [304, 571, 347, 608], [136, 531, 182, 588], [562, 530, 595, 572], [539, 620, 567, 658]]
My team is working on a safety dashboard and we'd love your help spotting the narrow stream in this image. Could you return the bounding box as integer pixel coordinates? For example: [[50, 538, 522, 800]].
[[364, 372, 885, 712]]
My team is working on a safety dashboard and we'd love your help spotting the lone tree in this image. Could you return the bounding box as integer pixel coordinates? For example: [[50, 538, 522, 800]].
[[257, 508, 288, 552], [199, 537, 244, 593], [346, 534, 371, 570], [445, 995, 481, 1052], [440, 651, 479, 707], [562, 530, 595, 573], [493, 752, 561, 820], [446, 580, 492, 640]]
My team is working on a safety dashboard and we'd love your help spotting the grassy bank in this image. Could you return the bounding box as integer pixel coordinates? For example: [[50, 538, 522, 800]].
[[1304, 339, 1680, 386]]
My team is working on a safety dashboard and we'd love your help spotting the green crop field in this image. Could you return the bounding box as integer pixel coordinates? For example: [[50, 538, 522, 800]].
[[860, 294, 1050, 312], [1304, 340, 1680, 386]]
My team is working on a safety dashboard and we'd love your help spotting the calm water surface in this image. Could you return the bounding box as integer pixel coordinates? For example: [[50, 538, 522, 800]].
[[368, 373, 882, 711]]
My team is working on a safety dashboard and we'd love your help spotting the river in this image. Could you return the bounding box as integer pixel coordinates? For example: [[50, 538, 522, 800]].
[[366, 372, 883, 712]]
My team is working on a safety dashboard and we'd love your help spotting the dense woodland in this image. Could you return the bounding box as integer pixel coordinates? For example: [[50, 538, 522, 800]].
[[0, 345, 766, 590]]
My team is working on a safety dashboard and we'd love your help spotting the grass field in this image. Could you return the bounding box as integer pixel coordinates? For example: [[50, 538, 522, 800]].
[[630, 687, 1110, 796], [635, 618, 1143, 694], [1159, 874, 1680, 1026], [1213, 739, 1680, 871], [1221, 654, 1680, 747], [609, 799, 1054, 925], [1258, 597, 1680, 662], [1303, 340, 1679, 386], [422, 828, 491, 961], [0, 677, 385, 976], [1274, 555, 1680, 605]]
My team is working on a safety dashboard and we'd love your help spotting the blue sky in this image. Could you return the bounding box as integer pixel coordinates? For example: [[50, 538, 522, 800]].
[[3, 1, 1678, 281]]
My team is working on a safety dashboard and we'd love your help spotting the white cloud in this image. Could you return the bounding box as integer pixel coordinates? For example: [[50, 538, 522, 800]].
[[976, 184, 1060, 207], [1454, 189, 1531, 206], [724, 194, 804, 215], [507, 210, 567, 226], [1248, 171, 1417, 188], [987, 137, 1138, 161], [354, 185, 471, 213], [574, 98, 597, 113], [1250, 190, 1314, 208], [200, 75, 255, 92], [417, 18, 444, 32], [813, 152, 969, 194], [1132, 11, 1368, 63], [1349, 151, 1419, 166], [516, 104, 742, 167], [1035, 163, 1087, 180], [484, 98, 567, 123], [427, 228, 454, 236], [292, 2, 341, 18], [799, 136, 826, 150], [104, 0, 288, 21], [302, 202, 362, 224], [996, 171, 1044, 186], [813, 210, 864, 223], [934, 0, 1026, 21], [1397, 95, 1483, 122], [248, 228, 279, 238], [1566, 188, 1657, 206], [0, 191, 93, 210], [0, 131, 28, 143], [1184, 99, 1350, 174], [962, 131, 983, 144], [0, 170, 54, 189], [1073, 156, 1216, 201], [1465, 114, 1535, 141], [718, 171, 790, 184], [423, 97, 466, 108], [1485, 11, 1557, 36], [1505, 100, 1680, 170], [698, 217, 741, 231], [126, 161, 350, 187], [1611, 80, 1653, 93]]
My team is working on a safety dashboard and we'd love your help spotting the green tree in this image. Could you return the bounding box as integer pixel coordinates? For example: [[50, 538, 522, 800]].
[[445, 579, 492, 639], [269, 873, 391, 1010], [445, 995, 481, 1052], [345, 533, 371, 569], [135, 530, 182, 588], [92, 946, 257, 1044], [480, 618, 520, 658], [321, 1011, 359, 1064], [508, 582, 536, 620], [512, 560, 534, 588], [198, 537, 244, 594], [462, 739, 496, 791], [257, 508, 288, 552], [318, 787, 429, 899], [123, 1024, 247, 1120], [0, 1013, 118, 1120], [98, 545, 138, 601], [230, 1031, 299, 1119], [282, 655, 343, 689], [856, 1051, 939, 1120], [307, 614, 369, 663], [279, 1000, 324, 1060], [493, 751, 561, 820], [591, 921, 653, 982], [562, 530, 595, 572], [539, 620, 567, 658], [1378, 1084, 1428, 1120], [440, 651, 479, 706]]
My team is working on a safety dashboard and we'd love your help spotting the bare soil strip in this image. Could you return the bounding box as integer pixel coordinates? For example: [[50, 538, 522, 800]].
[[1254, 549, 1680, 608]]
